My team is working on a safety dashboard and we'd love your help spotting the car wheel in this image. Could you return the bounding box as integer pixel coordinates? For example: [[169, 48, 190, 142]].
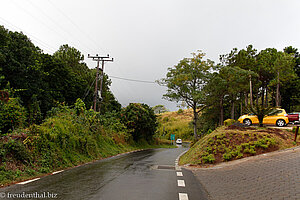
[[243, 119, 252, 126], [276, 119, 285, 127]]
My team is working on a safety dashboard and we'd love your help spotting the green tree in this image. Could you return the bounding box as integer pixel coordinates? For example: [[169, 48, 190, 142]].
[[281, 46, 300, 112], [272, 51, 295, 107], [0, 98, 27, 134], [159, 51, 214, 139], [152, 105, 168, 114], [120, 103, 157, 141]]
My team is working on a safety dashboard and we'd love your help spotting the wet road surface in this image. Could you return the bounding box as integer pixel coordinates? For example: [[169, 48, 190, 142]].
[[0, 146, 209, 200]]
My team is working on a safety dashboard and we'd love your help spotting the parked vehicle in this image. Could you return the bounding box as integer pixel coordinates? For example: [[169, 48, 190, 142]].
[[238, 108, 289, 127], [288, 112, 300, 124], [176, 139, 182, 144]]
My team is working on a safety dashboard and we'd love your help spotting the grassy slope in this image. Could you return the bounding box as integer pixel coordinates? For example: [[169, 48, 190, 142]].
[[180, 125, 298, 166], [157, 109, 194, 140]]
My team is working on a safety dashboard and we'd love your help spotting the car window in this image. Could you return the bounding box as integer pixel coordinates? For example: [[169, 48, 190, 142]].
[[268, 110, 282, 116]]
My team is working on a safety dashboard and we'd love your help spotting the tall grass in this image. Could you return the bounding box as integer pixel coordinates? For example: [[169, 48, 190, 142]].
[[156, 109, 194, 140]]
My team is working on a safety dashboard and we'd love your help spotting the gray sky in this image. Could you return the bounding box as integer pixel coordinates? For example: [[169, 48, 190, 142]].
[[1, 0, 300, 111]]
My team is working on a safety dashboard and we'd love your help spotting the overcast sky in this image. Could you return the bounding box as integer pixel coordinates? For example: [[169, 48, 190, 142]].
[[1, 0, 300, 111]]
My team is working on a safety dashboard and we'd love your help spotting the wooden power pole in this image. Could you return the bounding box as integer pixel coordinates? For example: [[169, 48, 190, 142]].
[[88, 54, 113, 112]]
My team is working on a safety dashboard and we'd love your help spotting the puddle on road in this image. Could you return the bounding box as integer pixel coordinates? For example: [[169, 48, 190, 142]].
[[151, 165, 176, 171]]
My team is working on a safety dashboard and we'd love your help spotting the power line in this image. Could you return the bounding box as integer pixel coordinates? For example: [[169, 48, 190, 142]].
[[88, 54, 114, 112], [10, 0, 96, 54], [108, 75, 158, 84], [0, 17, 57, 53], [46, 0, 106, 53]]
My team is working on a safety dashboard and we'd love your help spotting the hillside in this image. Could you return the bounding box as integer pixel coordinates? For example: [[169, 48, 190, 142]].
[[179, 125, 298, 166], [156, 109, 194, 140]]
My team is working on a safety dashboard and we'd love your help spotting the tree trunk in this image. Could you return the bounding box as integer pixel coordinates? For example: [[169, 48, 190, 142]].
[[250, 75, 253, 106], [245, 93, 248, 108], [231, 101, 235, 119], [276, 70, 280, 107], [240, 100, 243, 116], [265, 87, 268, 106], [220, 97, 224, 126], [261, 85, 265, 108], [193, 107, 198, 140]]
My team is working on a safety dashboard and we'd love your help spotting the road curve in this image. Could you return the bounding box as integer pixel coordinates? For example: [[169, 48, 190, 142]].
[[0, 146, 209, 200]]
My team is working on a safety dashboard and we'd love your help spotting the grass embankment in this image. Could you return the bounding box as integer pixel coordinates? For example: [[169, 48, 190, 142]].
[[0, 110, 172, 187], [157, 109, 193, 140], [180, 125, 298, 166]]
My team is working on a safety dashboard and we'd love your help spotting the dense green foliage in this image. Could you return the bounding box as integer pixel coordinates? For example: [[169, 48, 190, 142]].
[[0, 102, 164, 186], [162, 46, 299, 136], [159, 51, 214, 139], [0, 26, 120, 134], [121, 103, 157, 141], [0, 26, 163, 186], [0, 98, 27, 134]]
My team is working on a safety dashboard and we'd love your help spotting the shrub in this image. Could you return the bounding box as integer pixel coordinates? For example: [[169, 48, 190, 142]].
[[0, 99, 27, 134], [120, 103, 157, 141], [224, 119, 236, 126], [74, 98, 86, 116], [177, 109, 184, 114], [223, 152, 232, 161], [202, 154, 215, 163]]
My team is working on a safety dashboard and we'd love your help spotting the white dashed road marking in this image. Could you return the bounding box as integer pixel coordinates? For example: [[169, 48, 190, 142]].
[[177, 180, 185, 187], [177, 172, 183, 176], [52, 170, 64, 175], [17, 178, 40, 185], [179, 193, 189, 200]]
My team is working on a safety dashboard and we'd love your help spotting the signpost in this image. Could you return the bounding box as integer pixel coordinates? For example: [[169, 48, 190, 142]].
[[170, 134, 175, 145]]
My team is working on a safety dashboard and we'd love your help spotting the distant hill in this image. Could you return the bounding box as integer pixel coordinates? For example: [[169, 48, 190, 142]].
[[156, 109, 194, 140]]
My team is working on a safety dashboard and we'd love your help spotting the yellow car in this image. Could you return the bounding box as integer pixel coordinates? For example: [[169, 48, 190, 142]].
[[238, 108, 289, 127]]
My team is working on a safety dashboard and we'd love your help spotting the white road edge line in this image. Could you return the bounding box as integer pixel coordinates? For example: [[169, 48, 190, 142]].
[[179, 193, 189, 200], [176, 172, 183, 176], [17, 178, 40, 185], [175, 150, 188, 170], [177, 180, 185, 187], [52, 170, 64, 175]]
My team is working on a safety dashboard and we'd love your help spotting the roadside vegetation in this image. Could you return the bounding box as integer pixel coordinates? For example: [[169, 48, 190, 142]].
[[159, 46, 300, 137], [0, 26, 171, 187], [156, 109, 194, 140], [179, 124, 298, 166], [0, 101, 171, 187]]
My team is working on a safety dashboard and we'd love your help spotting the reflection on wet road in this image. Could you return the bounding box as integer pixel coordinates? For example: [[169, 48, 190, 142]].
[[0, 145, 208, 200]]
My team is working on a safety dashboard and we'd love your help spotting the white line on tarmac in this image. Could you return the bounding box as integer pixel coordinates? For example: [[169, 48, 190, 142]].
[[179, 193, 189, 200], [176, 172, 183, 176], [177, 180, 185, 187], [17, 178, 40, 185], [52, 170, 64, 175]]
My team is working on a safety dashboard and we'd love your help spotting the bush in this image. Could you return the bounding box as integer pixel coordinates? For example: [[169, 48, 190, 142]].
[[177, 109, 183, 114], [0, 98, 27, 134], [223, 152, 232, 161], [202, 154, 215, 163], [120, 103, 157, 141], [224, 119, 236, 126]]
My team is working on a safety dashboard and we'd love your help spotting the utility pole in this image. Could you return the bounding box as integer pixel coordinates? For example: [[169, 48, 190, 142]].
[[88, 54, 113, 112], [98, 57, 113, 112]]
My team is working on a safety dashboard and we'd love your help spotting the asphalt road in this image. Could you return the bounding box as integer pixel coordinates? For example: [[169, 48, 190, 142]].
[[0, 145, 209, 200]]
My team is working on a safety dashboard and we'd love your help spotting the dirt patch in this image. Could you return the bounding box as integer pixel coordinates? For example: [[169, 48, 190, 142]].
[[258, 128, 290, 140], [226, 125, 256, 131]]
